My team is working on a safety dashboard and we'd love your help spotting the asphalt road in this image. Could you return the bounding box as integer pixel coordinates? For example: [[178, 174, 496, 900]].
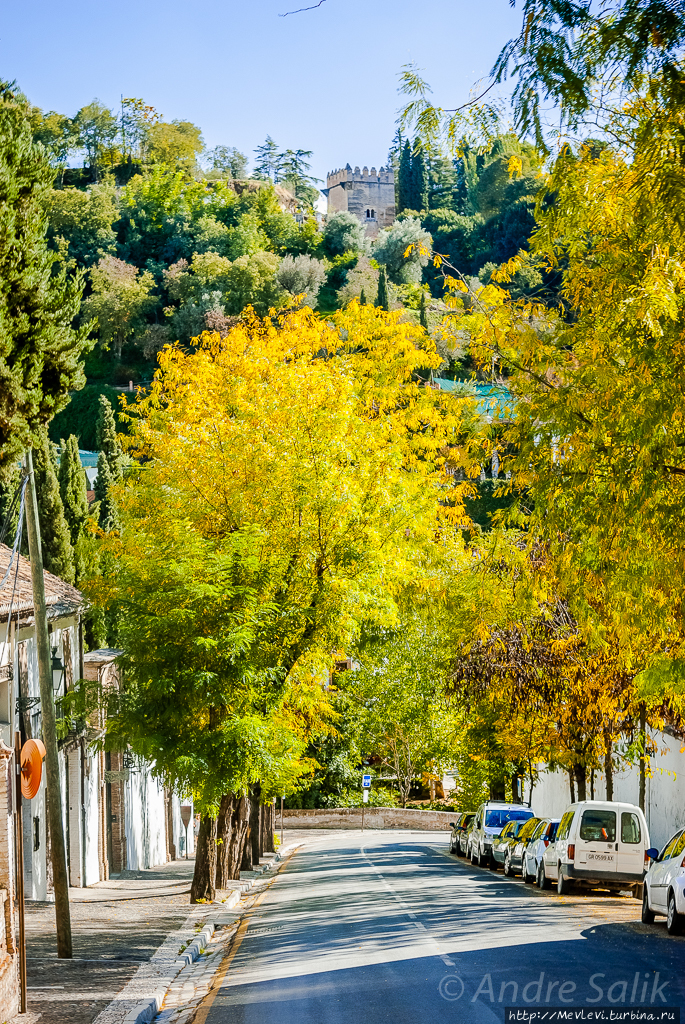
[[198, 829, 685, 1024]]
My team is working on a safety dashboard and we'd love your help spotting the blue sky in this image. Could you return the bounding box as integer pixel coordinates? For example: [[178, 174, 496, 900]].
[[4, 0, 522, 188]]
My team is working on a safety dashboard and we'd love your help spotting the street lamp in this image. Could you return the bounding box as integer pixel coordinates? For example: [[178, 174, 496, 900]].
[[50, 650, 64, 696]]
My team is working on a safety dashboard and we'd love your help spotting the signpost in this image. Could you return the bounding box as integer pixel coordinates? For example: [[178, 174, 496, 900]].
[[361, 774, 371, 832], [280, 794, 285, 848], [180, 805, 192, 859]]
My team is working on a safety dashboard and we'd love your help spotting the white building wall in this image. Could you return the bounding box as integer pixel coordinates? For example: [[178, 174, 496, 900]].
[[83, 749, 101, 885], [529, 727, 685, 852], [125, 764, 167, 871]]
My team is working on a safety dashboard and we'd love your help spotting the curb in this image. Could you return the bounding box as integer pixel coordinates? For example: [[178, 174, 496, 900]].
[[112, 852, 290, 1024]]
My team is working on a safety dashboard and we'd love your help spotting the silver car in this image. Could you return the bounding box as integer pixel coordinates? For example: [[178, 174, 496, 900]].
[[642, 828, 685, 934], [522, 818, 560, 887], [468, 801, 535, 868]]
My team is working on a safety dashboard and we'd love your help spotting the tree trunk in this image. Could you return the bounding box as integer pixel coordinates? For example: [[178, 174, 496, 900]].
[[639, 702, 647, 812], [191, 814, 217, 903], [240, 792, 254, 871], [573, 764, 587, 802], [490, 777, 506, 801], [263, 802, 274, 853], [227, 795, 249, 880], [215, 794, 233, 891], [568, 771, 575, 804], [604, 730, 614, 800], [250, 783, 261, 866]]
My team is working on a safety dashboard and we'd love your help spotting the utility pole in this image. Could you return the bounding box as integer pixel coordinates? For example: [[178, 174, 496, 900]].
[[23, 451, 72, 958]]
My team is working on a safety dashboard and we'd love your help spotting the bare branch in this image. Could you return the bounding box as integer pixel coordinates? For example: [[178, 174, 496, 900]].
[[279, 0, 328, 15]]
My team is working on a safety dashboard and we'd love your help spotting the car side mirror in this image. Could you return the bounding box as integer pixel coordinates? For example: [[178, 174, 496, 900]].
[[449, 822, 456, 828], [646, 847, 659, 861]]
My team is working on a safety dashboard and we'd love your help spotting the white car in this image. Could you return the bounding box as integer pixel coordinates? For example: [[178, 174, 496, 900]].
[[543, 800, 650, 895], [523, 818, 560, 888], [642, 827, 685, 934]]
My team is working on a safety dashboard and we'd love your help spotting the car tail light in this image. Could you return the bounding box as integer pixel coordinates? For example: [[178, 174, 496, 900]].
[[681, 854, 685, 869], [568, 844, 575, 860], [543, 839, 550, 847], [646, 850, 653, 868]]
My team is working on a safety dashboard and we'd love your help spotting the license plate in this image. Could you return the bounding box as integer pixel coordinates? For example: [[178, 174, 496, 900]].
[[587, 852, 614, 862]]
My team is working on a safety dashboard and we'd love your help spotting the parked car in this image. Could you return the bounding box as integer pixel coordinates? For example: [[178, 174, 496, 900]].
[[491, 820, 524, 868], [522, 818, 560, 886], [545, 800, 650, 895], [460, 816, 476, 856], [642, 828, 685, 934], [468, 802, 535, 867], [503, 817, 542, 878], [448, 812, 475, 855]]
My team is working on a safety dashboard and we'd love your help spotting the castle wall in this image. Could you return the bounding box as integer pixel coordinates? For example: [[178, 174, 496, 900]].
[[325, 165, 396, 240]]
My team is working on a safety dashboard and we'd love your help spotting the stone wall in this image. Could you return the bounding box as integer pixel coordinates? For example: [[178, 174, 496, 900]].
[[283, 807, 455, 830]]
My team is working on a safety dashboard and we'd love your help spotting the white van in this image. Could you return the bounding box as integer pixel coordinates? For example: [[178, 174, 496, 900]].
[[543, 800, 650, 895]]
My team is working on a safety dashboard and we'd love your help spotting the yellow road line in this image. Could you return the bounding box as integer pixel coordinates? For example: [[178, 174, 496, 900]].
[[193, 847, 300, 1024]]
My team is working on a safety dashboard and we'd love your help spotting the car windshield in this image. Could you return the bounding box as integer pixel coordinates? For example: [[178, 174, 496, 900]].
[[579, 809, 616, 842], [485, 809, 533, 828]]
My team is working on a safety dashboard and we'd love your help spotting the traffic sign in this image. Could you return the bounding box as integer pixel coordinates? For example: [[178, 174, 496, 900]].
[[362, 774, 371, 788]]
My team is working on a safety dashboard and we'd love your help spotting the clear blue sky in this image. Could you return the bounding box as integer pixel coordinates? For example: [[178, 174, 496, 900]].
[[4, 0, 522, 188]]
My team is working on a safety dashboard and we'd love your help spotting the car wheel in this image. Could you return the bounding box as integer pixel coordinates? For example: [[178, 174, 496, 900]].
[[523, 859, 535, 884], [557, 868, 571, 895], [667, 891, 682, 935], [478, 845, 487, 867], [470, 844, 477, 865], [641, 886, 655, 925], [537, 861, 549, 890], [503, 852, 513, 877]]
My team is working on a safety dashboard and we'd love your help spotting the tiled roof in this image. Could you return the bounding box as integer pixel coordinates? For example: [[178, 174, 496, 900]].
[[0, 544, 84, 621]]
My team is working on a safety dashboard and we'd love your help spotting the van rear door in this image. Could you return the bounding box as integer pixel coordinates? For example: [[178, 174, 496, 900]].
[[616, 807, 645, 879], [577, 807, 618, 874]]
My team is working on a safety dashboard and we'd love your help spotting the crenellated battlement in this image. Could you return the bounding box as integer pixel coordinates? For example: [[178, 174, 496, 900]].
[[326, 164, 394, 187]]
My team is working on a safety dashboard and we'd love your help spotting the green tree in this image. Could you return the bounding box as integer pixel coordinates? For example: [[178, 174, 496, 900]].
[[410, 145, 429, 212], [374, 216, 431, 285], [58, 435, 90, 582], [207, 145, 248, 179], [0, 81, 90, 474], [322, 212, 368, 259], [29, 108, 78, 184], [96, 395, 124, 480], [376, 266, 389, 311], [45, 178, 118, 268], [398, 139, 412, 214], [33, 434, 75, 583], [147, 120, 204, 173], [419, 290, 428, 330], [74, 100, 119, 180], [253, 136, 281, 180], [82, 256, 158, 359], [93, 451, 118, 532]]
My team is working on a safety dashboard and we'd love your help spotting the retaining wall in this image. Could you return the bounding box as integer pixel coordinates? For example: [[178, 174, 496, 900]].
[[282, 807, 455, 830]]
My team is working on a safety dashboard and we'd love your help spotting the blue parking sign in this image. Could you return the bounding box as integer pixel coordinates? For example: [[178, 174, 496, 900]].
[[362, 774, 371, 788]]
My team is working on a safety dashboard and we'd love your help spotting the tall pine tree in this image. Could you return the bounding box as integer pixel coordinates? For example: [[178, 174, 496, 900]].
[[397, 140, 413, 214], [94, 452, 119, 532], [411, 145, 429, 213], [0, 81, 90, 473], [59, 435, 89, 582], [96, 395, 124, 480], [33, 433, 75, 583], [419, 291, 429, 331], [377, 267, 389, 311]]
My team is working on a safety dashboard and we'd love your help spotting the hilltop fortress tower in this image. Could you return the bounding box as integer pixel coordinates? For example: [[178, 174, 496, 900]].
[[322, 164, 395, 239]]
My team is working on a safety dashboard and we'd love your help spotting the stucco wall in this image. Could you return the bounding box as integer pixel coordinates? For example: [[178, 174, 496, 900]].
[[283, 807, 455, 830]]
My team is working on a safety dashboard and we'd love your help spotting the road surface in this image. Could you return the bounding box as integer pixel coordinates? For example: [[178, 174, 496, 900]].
[[197, 829, 685, 1023]]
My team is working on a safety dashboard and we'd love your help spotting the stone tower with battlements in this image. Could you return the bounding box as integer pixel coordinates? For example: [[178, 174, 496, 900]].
[[322, 164, 395, 239]]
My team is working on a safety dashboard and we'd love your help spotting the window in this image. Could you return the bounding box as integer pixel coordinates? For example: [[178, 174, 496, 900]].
[[371, 209, 375, 218], [485, 808, 533, 827], [557, 810, 575, 842], [366, 209, 370, 218], [621, 812, 641, 844], [548, 821, 559, 841], [660, 830, 683, 861], [579, 809, 616, 842], [532, 820, 549, 840], [671, 831, 685, 859]]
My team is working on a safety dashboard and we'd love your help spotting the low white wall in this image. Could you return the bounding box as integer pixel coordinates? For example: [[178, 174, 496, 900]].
[[283, 807, 455, 830]]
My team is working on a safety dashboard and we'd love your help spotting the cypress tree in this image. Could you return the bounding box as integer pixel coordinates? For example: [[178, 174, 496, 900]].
[[59, 435, 89, 582], [398, 139, 413, 214], [377, 267, 389, 311], [411, 144, 429, 213], [359, 288, 367, 305], [419, 291, 429, 331], [94, 451, 119, 532], [0, 81, 90, 474], [33, 433, 75, 583], [0, 464, 22, 546], [96, 395, 124, 480]]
